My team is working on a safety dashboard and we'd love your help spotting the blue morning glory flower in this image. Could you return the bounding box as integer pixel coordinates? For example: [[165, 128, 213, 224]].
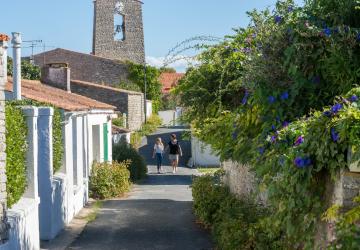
[[294, 157, 305, 168], [282, 121, 290, 127], [232, 132, 238, 140], [268, 96, 276, 104], [349, 95, 358, 102], [357, 33, 360, 42], [331, 128, 339, 142], [304, 158, 312, 166], [271, 125, 276, 131], [294, 135, 304, 146], [287, 6, 294, 12], [280, 91, 289, 100], [324, 28, 332, 37], [258, 147, 265, 155], [241, 91, 250, 105], [331, 103, 343, 114], [275, 16, 282, 24], [270, 135, 277, 143]]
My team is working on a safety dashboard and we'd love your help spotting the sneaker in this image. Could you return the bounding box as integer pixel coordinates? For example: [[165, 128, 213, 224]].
[[173, 170, 175, 174]]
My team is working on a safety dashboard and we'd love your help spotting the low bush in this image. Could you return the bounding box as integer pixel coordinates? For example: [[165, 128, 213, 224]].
[[5, 103, 28, 208], [113, 142, 147, 181], [192, 173, 281, 250], [139, 115, 162, 137], [89, 161, 131, 200]]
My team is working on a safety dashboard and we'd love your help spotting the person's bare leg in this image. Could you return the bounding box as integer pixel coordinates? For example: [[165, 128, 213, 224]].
[[174, 158, 179, 173], [172, 160, 176, 173]]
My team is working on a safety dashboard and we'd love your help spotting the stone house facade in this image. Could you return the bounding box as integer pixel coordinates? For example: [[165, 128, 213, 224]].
[[40, 64, 144, 131], [34, 48, 129, 86]]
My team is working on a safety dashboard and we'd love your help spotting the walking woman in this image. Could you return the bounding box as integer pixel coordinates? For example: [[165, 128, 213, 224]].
[[153, 137, 164, 174], [166, 134, 182, 173]]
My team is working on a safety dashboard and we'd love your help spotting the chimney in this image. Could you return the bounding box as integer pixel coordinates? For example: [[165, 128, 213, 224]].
[[12, 32, 22, 100], [41, 63, 71, 92], [0, 34, 9, 85]]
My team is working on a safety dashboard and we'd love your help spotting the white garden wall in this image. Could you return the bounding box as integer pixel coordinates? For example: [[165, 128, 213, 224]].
[[190, 137, 220, 167]]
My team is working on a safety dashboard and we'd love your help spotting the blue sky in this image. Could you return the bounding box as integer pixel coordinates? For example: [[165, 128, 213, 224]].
[[1, 0, 303, 71]]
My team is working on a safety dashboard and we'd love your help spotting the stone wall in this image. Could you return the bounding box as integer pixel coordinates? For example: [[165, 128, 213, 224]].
[[93, 0, 145, 64], [0, 40, 9, 244], [222, 161, 267, 204], [34, 48, 129, 86], [70, 80, 144, 131]]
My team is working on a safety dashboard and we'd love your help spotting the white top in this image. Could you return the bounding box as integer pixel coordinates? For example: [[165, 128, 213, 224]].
[[154, 144, 164, 154]]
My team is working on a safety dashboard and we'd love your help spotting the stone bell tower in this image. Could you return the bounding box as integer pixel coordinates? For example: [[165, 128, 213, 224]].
[[92, 0, 145, 64]]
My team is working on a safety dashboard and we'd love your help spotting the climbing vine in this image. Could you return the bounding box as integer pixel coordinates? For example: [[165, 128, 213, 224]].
[[176, 0, 360, 247], [5, 102, 28, 208]]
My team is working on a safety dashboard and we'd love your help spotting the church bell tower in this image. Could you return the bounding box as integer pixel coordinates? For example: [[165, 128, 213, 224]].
[[92, 0, 145, 64]]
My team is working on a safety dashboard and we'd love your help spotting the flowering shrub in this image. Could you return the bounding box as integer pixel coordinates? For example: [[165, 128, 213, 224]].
[[176, 0, 360, 247]]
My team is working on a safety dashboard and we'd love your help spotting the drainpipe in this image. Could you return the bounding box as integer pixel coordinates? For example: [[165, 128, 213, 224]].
[[12, 32, 22, 100]]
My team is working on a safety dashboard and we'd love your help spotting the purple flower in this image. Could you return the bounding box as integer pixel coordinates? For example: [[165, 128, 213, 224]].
[[282, 121, 290, 127], [241, 91, 250, 105], [294, 157, 312, 168], [275, 16, 282, 24], [312, 76, 321, 84], [288, 6, 294, 12], [331, 128, 339, 142], [268, 96, 276, 104], [331, 103, 343, 114], [233, 48, 239, 52], [280, 91, 289, 100], [258, 147, 265, 155], [271, 124, 277, 131], [294, 135, 304, 146], [349, 95, 358, 102], [252, 33, 257, 38], [271, 135, 277, 143], [324, 28, 332, 37], [294, 157, 305, 168]]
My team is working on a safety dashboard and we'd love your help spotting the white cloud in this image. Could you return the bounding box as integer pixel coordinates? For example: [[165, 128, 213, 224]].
[[146, 55, 198, 73]]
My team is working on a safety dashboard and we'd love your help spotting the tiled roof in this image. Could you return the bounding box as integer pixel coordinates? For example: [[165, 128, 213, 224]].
[[159, 73, 184, 94], [6, 78, 116, 111], [112, 125, 131, 134]]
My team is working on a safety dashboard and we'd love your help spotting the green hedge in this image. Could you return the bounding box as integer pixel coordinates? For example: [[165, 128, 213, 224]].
[[5, 103, 28, 208], [113, 142, 147, 181], [8, 100, 64, 173], [89, 161, 131, 200], [192, 174, 282, 250]]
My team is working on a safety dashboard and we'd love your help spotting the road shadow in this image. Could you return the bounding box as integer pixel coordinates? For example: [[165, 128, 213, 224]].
[[138, 173, 193, 186], [67, 199, 213, 250]]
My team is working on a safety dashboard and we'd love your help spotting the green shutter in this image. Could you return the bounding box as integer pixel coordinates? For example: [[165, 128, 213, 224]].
[[103, 123, 109, 162]]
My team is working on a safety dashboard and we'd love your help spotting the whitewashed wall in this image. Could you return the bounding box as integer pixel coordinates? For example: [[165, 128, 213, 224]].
[[158, 108, 183, 126], [6, 107, 40, 250], [146, 100, 152, 118], [190, 137, 220, 167]]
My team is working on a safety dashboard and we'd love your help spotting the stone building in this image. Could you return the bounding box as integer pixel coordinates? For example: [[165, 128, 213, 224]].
[[34, 48, 129, 86], [41, 64, 145, 131], [34, 0, 145, 86], [93, 0, 145, 64]]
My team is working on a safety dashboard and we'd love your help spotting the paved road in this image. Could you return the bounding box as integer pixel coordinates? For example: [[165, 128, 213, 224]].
[[68, 128, 213, 250]]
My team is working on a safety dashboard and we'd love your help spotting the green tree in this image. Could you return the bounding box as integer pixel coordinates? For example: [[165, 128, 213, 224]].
[[126, 62, 162, 113], [7, 57, 41, 80]]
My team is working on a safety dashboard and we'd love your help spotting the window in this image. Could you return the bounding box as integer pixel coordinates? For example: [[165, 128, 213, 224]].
[[114, 1, 125, 41]]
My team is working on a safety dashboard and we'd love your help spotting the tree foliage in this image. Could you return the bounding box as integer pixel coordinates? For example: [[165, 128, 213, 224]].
[[7, 57, 41, 80], [176, 0, 360, 247]]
